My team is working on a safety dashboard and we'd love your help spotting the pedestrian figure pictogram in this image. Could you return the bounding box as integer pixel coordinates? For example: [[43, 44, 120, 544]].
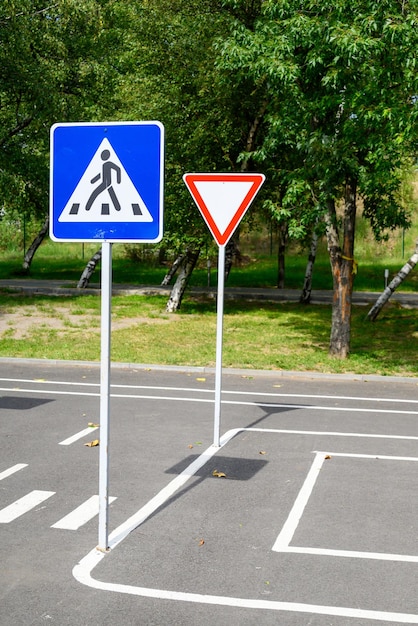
[[57, 137, 153, 224], [86, 149, 121, 214]]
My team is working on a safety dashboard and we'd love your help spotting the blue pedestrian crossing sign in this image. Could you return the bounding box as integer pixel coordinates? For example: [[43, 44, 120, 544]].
[[50, 121, 164, 242]]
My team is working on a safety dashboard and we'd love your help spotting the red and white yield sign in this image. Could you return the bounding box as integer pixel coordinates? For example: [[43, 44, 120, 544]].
[[183, 173, 265, 246]]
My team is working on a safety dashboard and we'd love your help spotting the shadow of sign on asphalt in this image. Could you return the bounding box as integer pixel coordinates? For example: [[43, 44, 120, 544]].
[[0, 396, 54, 410], [165, 455, 268, 481], [134, 453, 269, 527]]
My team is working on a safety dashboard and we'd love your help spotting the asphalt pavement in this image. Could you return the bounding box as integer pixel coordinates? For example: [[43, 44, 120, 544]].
[[1, 277, 418, 624], [1, 360, 418, 625]]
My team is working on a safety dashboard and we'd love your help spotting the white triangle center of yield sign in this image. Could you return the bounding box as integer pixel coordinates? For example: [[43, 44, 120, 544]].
[[58, 138, 153, 223], [193, 180, 253, 235]]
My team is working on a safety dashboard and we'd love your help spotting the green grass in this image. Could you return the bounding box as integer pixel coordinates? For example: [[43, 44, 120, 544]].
[[1, 213, 417, 292], [0, 215, 417, 377], [0, 293, 416, 377], [0, 243, 167, 285]]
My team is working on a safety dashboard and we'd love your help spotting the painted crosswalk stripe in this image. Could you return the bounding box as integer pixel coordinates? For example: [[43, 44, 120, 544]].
[[0, 490, 55, 523], [51, 495, 117, 530], [0, 463, 28, 481], [59, 426, 99, 446]]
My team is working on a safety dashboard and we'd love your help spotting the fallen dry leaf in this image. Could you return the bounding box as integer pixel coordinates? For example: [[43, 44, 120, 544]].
[[325, 455, 332, 460], [88, 422, 99, 428], [198, 539, 205, 547], [188, 444, 193, 449], [259, 450, 267, 455], [196, 377, 206, 382], [84, 439, 100, 447], [212, 469, 226, 478]]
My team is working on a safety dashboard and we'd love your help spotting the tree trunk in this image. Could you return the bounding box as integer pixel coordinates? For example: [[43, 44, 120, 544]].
[[166, 247, 201, 312], [299, 227, 318, 304], [367, 240, 418, 321], [77, 248, 102, 288], [277, 221, 288, 289], [224, 232, 241, 281], [161, 252, 186, 286], [22, 215, 49, 272], [221, 99, 261, 283], [158, 246, 167, 265], [325, 179, 357, 358]]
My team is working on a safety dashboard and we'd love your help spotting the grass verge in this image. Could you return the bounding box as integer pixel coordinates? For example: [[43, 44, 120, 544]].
[[0, 292, 416, 378], [1, 226, 418, 292]]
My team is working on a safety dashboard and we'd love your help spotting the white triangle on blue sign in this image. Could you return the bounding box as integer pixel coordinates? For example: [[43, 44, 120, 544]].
[[58, 138, 153, 223]]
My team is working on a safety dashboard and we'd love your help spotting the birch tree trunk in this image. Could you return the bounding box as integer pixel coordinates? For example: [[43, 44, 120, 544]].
[[277, 222, 288, 289], [166, 247, 201, 312], [299, 228, 318, 304], [77, 249, 102, 288], [22, 215, 49, 272], [325, 179, 357, 358], [367, 240, 418, 321], [224, 233, 241, 281], [222, 99, 267, 282], [161, 252, 186, 286]]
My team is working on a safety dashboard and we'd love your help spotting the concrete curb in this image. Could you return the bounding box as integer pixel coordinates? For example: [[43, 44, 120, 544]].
[[0, 356, 416, 384]]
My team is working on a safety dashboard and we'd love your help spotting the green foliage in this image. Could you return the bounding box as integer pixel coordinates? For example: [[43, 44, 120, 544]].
[[0, 0, 124, 224], [219, 0, 418, 239], [0, 213, 43, 253], [109, 0, 271, 252]]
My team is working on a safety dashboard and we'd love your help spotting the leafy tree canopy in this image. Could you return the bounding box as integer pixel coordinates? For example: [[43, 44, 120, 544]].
[[219, 0, 418, 239], [0, 0, 122, 219], [113, 0, 271, 251]]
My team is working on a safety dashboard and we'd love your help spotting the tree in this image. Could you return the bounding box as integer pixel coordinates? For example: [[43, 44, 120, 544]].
[[367, 240, 418, 321], [219, 0, 418, 357], [108, 0, 270, 309], [300, 226, 319, 304], [0, 1, 125, 269]]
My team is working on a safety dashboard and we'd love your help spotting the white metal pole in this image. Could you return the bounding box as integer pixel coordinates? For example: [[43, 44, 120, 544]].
[[98, 241, 112, 550], [213, 244, 225, 447]]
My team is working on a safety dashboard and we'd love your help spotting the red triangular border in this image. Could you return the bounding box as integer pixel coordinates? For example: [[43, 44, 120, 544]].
[[183, 173, 265, 246]]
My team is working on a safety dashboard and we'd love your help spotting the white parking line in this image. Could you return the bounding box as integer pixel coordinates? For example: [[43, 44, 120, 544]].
[[2, 385, 418, 415], [0, 490, 55, 523], [273, 450, 418, 562], [273, 450, 326, 551], [73, 427, 418, 623], [2, 376, 418, 405], [52, 495, 117, 530], [59, 427, 99, 446], [0, 463, 27, 481], [0, 386, 98, 398]]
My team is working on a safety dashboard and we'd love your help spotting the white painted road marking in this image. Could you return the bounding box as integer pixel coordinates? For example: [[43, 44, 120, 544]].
[[59, 426, 99, 446], [273, 450, 418, 562], [1, 385, 418, 415], [52, 495, 117, 530], [0, 463, 27, 481], [272, 450, 326, 551], [2, 376, 418, 406], [0, 490, 55, 523], [2, 377, 418, 619], [73, 427, 418, 623]]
